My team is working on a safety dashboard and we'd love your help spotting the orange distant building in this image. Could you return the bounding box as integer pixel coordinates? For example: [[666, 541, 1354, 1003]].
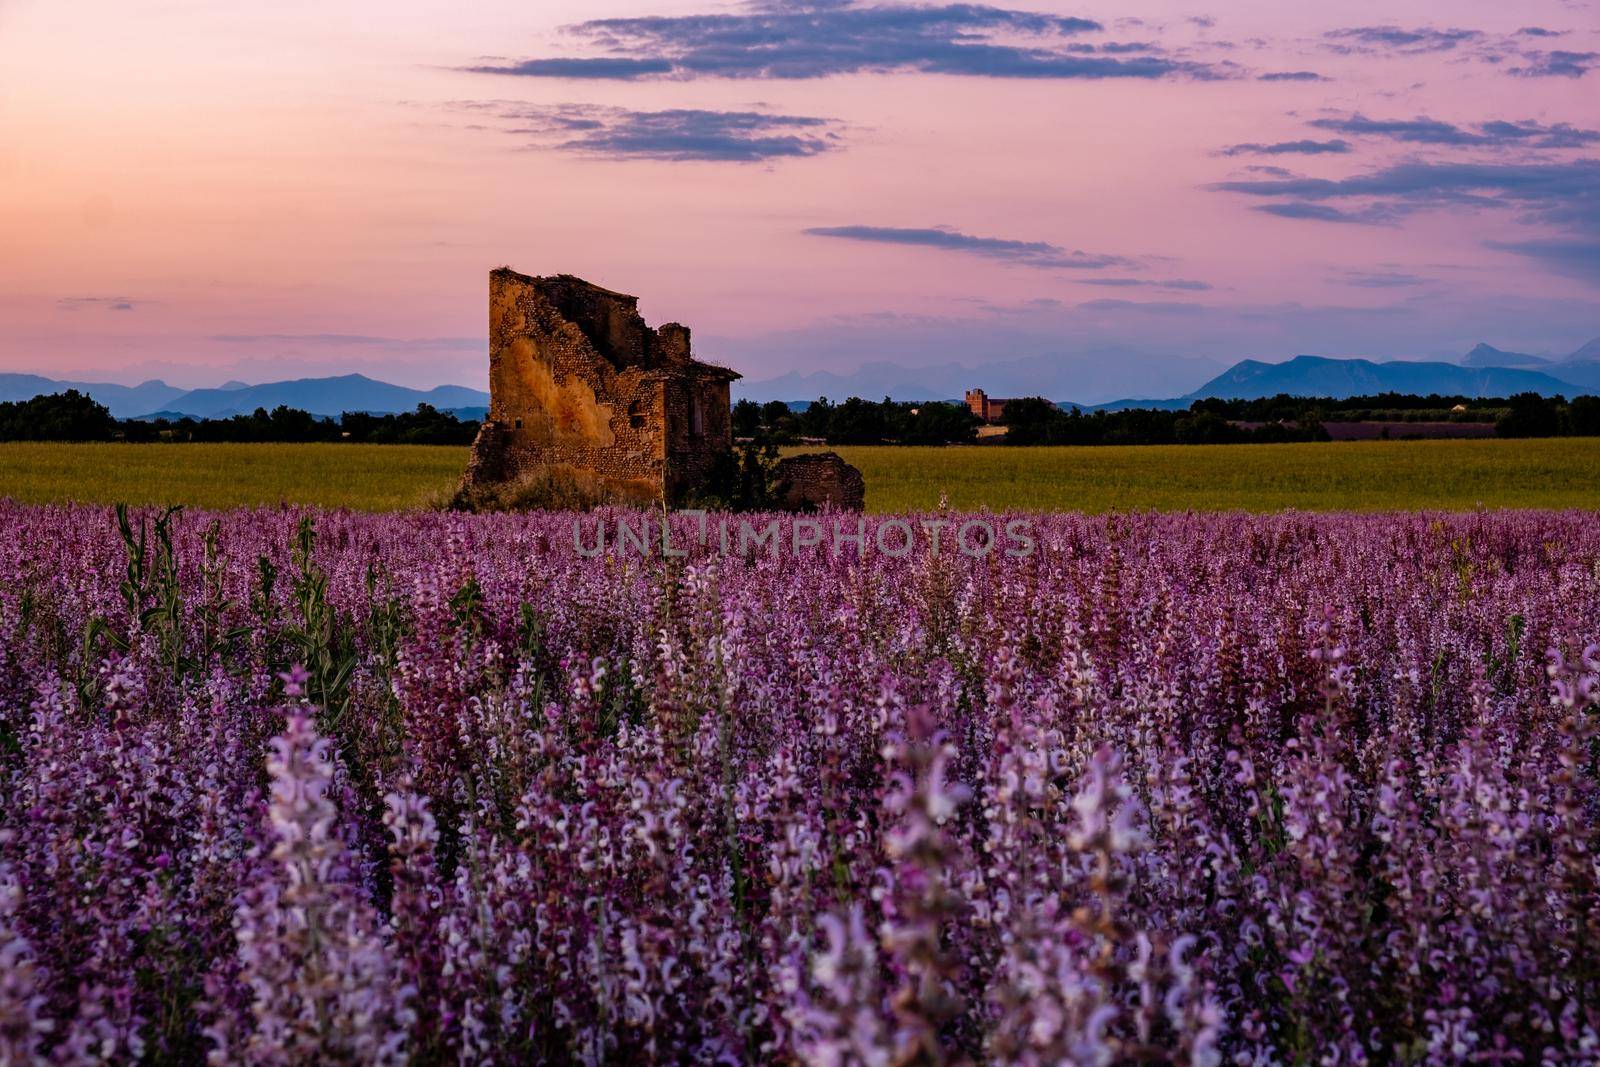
[[965, 388, 1015, 423]]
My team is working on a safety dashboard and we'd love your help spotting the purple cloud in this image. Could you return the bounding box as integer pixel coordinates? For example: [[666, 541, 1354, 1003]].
[[1323, 25, 1482, 55], [1510, 50, 1599, 78], [1216, 160, 1600, 281], [1078, 277, 1214, 291], [802, 225, 1137, 269], [456, 103, 844, 162], [466, 1, 1228, 81], [1309, 114, 1600, 149], [1222, 138, 1351, 157]]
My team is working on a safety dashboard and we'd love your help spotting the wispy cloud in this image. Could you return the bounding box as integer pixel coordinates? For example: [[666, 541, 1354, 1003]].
[[58, 297, 141, 312], [210, 334, 482, 350], [452, 102, 842, 162], [466, 0, 1225, 82], [1078, 277, 1213, 291], [1484, 238, 1600, 281], [1077, 298, 1206, 315], [472, 57, 674, 80], [802, 225, 1136, 269], [1214, 160, 1600, 215], [1309, 114, 1600, 148], [1321, 24, 1596, 79], [1334, 270, 1430, 288], [1215, 160, 1600, 281], [1475, 118, 1600, 147], [1254, 202, 1392, 224], [1257, 70, 1325, 82], [1323, 25, 1482, 55], [1510, 49, 1598, 78], [1221, 138, 1351, 157]]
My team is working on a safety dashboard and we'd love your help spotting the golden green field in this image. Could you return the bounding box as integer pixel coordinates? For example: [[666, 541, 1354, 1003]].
[[1, 439, 1597, 513], [0, 443, 465, 512], [824, 439, 1600, 512]]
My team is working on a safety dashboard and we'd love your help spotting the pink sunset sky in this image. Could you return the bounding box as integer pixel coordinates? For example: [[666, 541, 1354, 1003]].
[[2, 0, 1597, 400]]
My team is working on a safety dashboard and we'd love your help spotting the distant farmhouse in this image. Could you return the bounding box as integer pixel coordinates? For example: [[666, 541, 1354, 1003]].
[[461, 268, 740, 503]]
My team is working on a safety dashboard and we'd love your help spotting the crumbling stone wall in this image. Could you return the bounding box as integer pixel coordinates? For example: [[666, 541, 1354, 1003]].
[[773, 452, 866, 511], [662, 376, 734, 497], [462, 267, 740, 503]]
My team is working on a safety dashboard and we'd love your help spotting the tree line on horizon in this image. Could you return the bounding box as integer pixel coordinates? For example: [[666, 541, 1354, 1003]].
[[3, 388, 1599, 445], [736, 392, 1600, 445], [733, 397, 984, 445], [0, 391, 480, 444]]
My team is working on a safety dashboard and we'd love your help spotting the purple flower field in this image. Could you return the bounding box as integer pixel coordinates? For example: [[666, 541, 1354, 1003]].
[[0, 502, 1597, 1064]]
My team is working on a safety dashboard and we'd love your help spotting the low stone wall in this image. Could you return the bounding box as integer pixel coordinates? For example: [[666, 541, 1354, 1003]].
[[773, 452, 866, 511]]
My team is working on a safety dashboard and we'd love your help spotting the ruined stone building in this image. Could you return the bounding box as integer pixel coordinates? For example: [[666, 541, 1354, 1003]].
[[461, 267, 740, 503]]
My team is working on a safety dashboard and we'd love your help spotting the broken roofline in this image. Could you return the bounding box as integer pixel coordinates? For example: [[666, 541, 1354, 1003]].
[[492, 265, 741, 381], [647, 363, 742, 381], [492, 266, 636, 302]]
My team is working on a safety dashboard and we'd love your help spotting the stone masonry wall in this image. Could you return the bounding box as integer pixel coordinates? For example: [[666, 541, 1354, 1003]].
[[463, 268, 739, 504], [773, 451, 867, 511], [662, 376, 734, 498], [484, 269, 665, 493]]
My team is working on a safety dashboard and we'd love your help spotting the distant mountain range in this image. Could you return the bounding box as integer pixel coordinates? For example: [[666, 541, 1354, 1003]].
[[738, 337, 1600, 406], [4, 336, 1596, 419], [733, 350, 1226, 406], [0, 374, 190, 418], [1182, 355, 1581, 401], [1192, 340, 1600, 399], [0, 372, 489, 419], [1458, 343, 1548, 368]]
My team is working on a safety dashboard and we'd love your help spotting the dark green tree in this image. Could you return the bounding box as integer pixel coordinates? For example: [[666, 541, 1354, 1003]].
[[1496, 393, 1562, 438], [0, 390, 117, 441], [998, 397, 1063, 445], [900, 401, 981, 445], [826, 397, 890, 445], [796, 397, 834, 439], [1568, 395, 1600, 437], [731, 399, 762, 438]]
